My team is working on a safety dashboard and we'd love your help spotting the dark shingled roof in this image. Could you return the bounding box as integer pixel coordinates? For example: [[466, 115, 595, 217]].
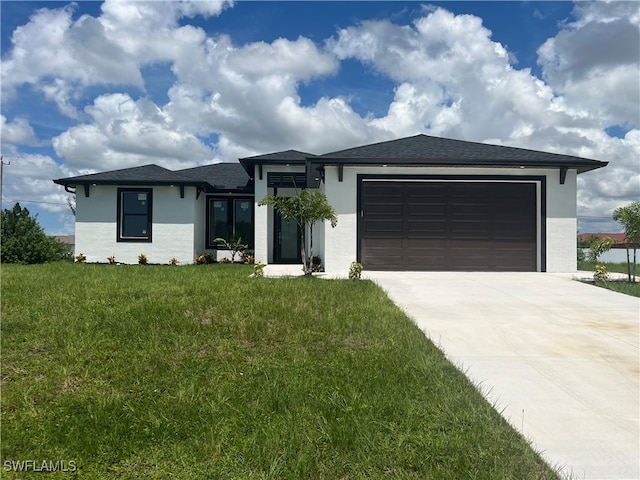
[[240, 149, 315, 162], [178, 163, 251, 192], [53, 163, 250, 193], [53, 164, 203, 186], [313, 134, 607, 173], [239, 149, 316, 174], [53, 135, 608, 193]]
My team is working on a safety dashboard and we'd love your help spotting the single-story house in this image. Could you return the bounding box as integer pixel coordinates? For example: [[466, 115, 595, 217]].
[[51, 235, 76, 254], [53, 134, 607, 272]]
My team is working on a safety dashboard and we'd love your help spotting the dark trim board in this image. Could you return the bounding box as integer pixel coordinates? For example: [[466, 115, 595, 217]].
[[205, 194, 255, 249], [116, 187, 153, 243], [357, 174, 546, 272]]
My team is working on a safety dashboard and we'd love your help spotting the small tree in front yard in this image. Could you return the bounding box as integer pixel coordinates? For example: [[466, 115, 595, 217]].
[[613, 201, 640, 282], [259, 190, 337, 276]]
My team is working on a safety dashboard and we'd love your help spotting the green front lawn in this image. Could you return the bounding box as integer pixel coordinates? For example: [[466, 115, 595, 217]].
[[578, 260, 638, 276], [1, 263, 559, 479]]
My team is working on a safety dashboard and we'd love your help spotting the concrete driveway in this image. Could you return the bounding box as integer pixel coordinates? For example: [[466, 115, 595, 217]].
[[365, 272, 639, 480]]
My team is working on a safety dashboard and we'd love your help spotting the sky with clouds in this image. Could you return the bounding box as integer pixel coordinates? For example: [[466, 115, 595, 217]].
[[1, 0, 638, 236]]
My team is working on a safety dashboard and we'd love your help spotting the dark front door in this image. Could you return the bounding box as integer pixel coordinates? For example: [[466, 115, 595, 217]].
[[274, 212, 301, 263], [360, 181, 537, 271]]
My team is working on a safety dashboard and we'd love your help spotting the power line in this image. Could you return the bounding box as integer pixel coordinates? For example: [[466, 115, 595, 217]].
[[4, 199, 69, 206]]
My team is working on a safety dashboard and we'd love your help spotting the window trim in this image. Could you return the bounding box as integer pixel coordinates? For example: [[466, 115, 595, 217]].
[[117, 188, 153, 243], [206, 196, 254, 249]]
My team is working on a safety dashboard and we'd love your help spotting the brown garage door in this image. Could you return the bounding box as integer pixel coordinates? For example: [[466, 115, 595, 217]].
[[360, 181, 537, 271]]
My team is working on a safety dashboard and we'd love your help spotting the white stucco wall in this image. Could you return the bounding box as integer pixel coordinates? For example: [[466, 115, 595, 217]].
[[253, 168, 269, 265], [545, 169, 577, 272], [75, 185, 198, 264], [322, 167, 357, 273], [321, 166, 579, 273]]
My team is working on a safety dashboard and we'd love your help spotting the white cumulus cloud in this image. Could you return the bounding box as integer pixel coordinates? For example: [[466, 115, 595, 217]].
[[52, 93, 215, 171], [1, 116, 41, 146], [1, 1, 638, 234]]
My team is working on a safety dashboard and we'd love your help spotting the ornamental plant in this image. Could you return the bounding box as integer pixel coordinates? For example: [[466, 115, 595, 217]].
[[593, 264, 609, 284], [138, 253, 148, 265], [195, 253, 215, 265], [254, 261, 266, 277], [259, 190, 337, 276], [214, 236, 248, 263], [349, 261, 363, 280]]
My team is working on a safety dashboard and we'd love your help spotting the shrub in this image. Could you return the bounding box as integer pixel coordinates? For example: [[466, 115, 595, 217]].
[[75, 253, 87, 263], [594, 264, 609, 283], [1, 203, 70, 264], [168, 257, 179, 265], [214, 236, 248, 263], [107, 255, 116, 264], [306, 255, 323, 272], [254, 261, 266, 277], [195, 253, 215, 265], [242, 253, 255, 264], [138, 253, 148, 265], [349, 261, 363, 280]]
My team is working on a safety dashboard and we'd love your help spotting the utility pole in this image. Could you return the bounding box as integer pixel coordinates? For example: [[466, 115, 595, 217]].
[[0, 156, 8, 209]]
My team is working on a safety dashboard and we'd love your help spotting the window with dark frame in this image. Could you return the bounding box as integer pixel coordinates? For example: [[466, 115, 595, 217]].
[[117, 188, 153, 242], [207, 197, 253, 248]]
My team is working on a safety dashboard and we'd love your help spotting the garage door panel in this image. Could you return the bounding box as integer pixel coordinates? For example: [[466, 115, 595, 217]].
[[363, 219, 402, 235], [406, 183, 446, 196], [361, 181, 537, 271], [451, 220, 491, 232], [365, 184, 402, 198], [364, 203, 403, 216], [452, 204, 491, 218], [364, 256, 403, 269], [404, 238, 448, 249], [406, 203, 446, 216], [407, 220, 446, 237]]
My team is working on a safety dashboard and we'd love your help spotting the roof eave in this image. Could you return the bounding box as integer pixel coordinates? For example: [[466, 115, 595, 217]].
[[239, 158, 308, 169], [308, 157, 608, 173], [52, 179, 210, 188]]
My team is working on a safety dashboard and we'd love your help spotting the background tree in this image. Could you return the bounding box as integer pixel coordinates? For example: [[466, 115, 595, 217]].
[[67, 194, 76, 216], [587, 237, 615, 263], [1, 203, 69, 264], [259, 190, 337, 276], [613, 201, 640, 282]]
